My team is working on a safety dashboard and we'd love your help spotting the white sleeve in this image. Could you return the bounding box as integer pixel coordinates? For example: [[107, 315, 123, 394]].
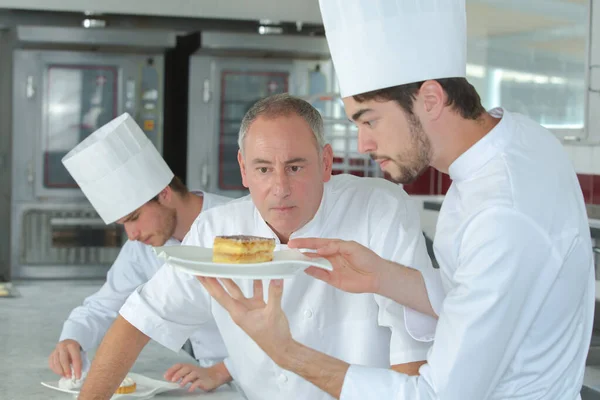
[[119, 222, 215, 353], [341, 208, 562, 400], [373, 194, 445, 342], [374, 294, 433, 364], [369, 196, 439, 364], [369, 198, 436, 365], [59, 241, 155, 351]]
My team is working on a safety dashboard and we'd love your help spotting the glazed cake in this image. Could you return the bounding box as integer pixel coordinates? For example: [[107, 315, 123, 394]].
[[212, 235, 276, 264]]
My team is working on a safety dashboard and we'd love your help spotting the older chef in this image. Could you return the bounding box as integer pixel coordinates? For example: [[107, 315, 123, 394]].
[[48, 113, 232, 392], [76, 93, 441, 400], [201, 1, 595, 399]]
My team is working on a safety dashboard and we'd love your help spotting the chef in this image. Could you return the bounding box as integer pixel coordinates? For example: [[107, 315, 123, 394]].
[[199, 1, 595, 399], [76, 93, 442, 400], [48, 113, 233, 392]]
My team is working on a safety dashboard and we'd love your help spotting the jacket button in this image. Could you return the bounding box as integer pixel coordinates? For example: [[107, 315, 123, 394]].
[[304, 309, 313, 318], [278, 373, 288, 384]]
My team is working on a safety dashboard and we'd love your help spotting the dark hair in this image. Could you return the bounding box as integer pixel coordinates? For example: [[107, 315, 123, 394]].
[[151, 176, 188, 202], [353, 78, 485, 120]]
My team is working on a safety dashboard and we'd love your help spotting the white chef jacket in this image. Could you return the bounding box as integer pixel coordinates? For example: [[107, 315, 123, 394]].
[[340, 108, 595, 400], [119, 173, 442, 400], [59, 191, 232, 366]]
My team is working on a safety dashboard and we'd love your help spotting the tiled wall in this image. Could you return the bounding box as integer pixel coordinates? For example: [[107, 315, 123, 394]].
[[401, 144, 600, 205]]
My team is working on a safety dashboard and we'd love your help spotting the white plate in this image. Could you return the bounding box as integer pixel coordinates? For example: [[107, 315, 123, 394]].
[[153, 246, 333, 279], [41, 372, 180, 399]]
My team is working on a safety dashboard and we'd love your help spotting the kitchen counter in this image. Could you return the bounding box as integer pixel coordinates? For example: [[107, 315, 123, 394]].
[[0, 280, 245, 400], [422, 199, 443, 212], [591, 219, 600, 238]]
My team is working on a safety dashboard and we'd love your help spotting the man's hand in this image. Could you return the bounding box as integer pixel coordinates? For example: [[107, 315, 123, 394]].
[[197, 278, 294, 366], [200, 277, 353, 398], [164, 362, 231, 392], [289, 237, 437, 318], [288, 238, 387, 294], [48, 339, 83, 379]]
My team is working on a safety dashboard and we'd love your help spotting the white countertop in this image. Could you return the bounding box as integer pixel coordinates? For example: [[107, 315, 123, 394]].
[[0, 280, 245, 400]]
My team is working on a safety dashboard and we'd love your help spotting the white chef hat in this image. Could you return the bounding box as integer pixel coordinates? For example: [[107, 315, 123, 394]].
[[320, 0, 467, 98], [62, 113, 174, 224]]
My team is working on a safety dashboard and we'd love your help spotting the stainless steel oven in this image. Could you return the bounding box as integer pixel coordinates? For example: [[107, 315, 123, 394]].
[[8, 28, 169, 279]]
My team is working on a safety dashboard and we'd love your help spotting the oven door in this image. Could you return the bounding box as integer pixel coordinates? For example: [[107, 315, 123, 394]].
[[11, 203, 125, 279]]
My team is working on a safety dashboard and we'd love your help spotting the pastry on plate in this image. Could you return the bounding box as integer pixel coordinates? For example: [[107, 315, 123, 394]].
[[212, 235, 276, 264], [114, 375, 136, 394]]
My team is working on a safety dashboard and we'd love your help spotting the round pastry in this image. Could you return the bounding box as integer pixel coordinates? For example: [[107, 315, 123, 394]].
[[114, 376, 136, 394]]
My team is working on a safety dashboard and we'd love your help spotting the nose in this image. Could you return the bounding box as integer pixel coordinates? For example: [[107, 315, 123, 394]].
[[272, 169, 291, 198], [357, 130, 376, 154], [124, 223, 140, 241]]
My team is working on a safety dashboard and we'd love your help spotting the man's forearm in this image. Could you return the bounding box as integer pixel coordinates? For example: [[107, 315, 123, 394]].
[[273, 342, 424, 399], [78, 315, 149, 400], [276, 340, 349, 399], [392, 361, 426, 376], [378, 260, 437, 318]]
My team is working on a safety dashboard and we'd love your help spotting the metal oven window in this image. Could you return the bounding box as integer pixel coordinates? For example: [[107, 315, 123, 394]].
[[218, 70, 289, 190], [44, 65, 118, 188], [20, 209, 123, 266], [303, 94, 383, 179]]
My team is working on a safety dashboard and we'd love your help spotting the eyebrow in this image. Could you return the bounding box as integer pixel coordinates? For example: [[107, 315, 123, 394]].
[[285, 158, 308, 164], [251, 157, 308, 165], [351, 108, 374, 121]]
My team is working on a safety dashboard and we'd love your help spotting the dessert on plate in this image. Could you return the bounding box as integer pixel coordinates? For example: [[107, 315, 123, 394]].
[[115, 375, 137, 394], [58, 370, 136, 394], [212, 235, 276, 263]]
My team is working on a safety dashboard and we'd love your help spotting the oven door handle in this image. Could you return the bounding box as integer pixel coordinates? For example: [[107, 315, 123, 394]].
[[50, 217, 106, 227]]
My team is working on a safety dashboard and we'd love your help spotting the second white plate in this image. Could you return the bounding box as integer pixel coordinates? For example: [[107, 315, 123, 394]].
[[153, 246, 333, 279], [40, 372, 180, 399]]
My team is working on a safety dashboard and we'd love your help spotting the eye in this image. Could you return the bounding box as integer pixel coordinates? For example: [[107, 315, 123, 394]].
[[364, 120, 374, 127], [258, 167, 269, 174], [289, 166, 302, 173]]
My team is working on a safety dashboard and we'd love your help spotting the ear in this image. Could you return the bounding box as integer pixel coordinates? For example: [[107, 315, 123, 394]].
[[321, 144, 334, 182], [157, 185, 172, 205], [238, 150, 249, 188], [418, 80, 445, 121]]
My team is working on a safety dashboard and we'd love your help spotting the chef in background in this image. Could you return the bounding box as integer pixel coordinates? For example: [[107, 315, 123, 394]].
[[48, 113, 233, 393], [200, 0, 595, 399]]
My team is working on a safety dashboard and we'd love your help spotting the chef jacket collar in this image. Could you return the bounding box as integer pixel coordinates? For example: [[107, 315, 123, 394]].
[[448, 107, 513, 182]]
